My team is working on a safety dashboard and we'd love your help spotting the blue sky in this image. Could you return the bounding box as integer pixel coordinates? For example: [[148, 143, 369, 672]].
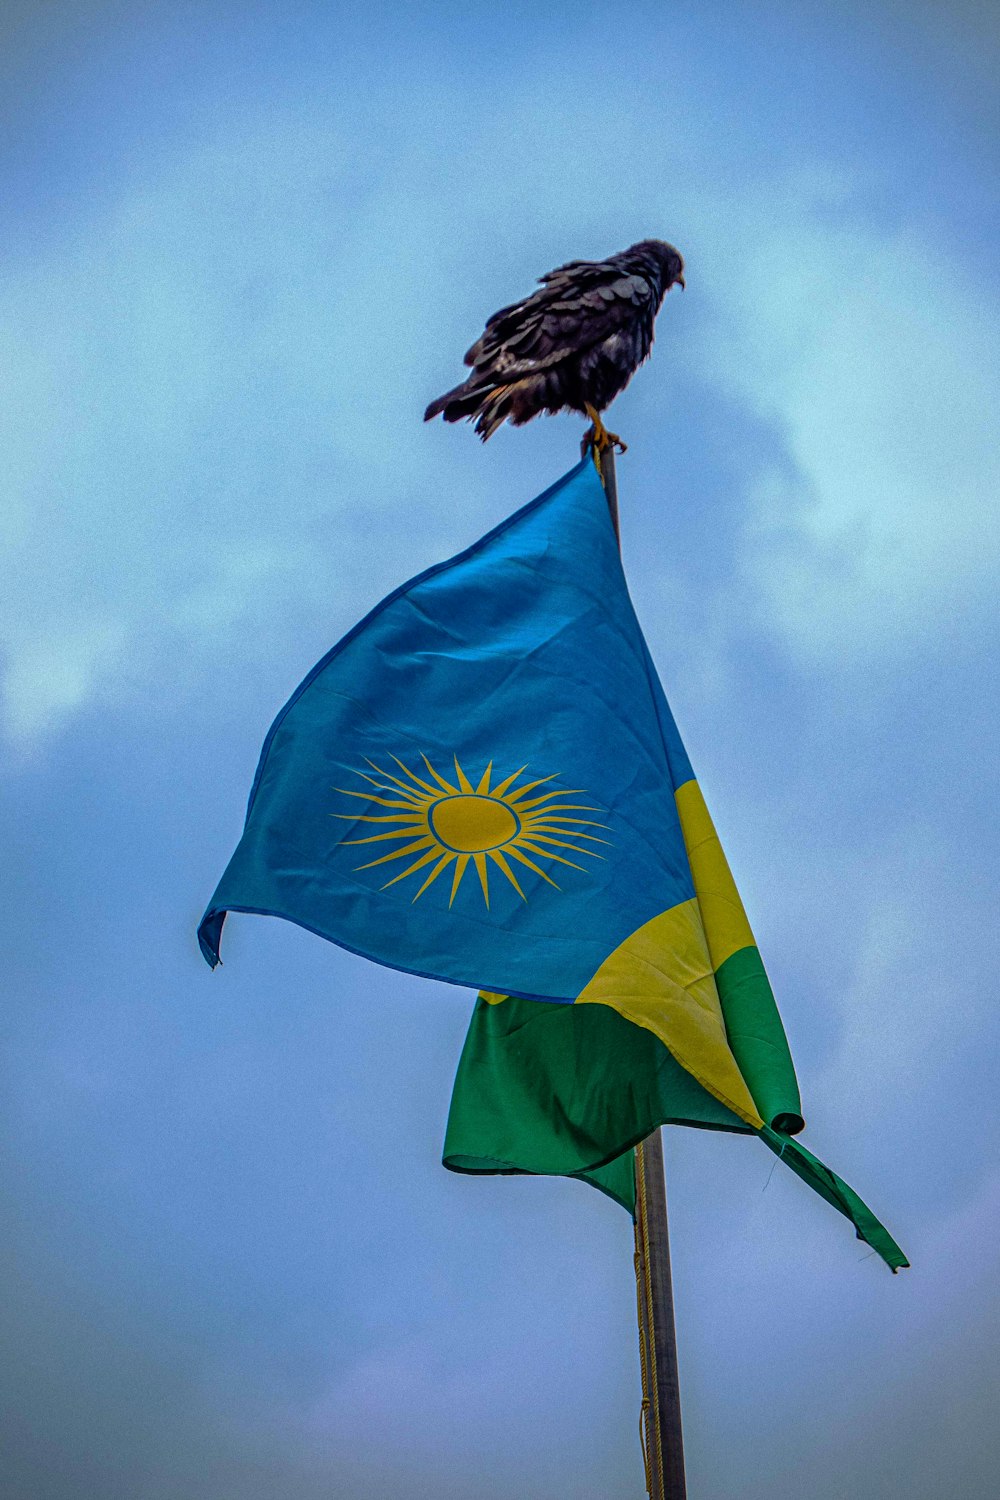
[[2, 3, 998, 1495]]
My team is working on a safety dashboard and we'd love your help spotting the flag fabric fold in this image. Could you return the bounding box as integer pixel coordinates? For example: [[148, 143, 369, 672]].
[[199, 456, 906, 1271], [444, 994, 908, 1270]]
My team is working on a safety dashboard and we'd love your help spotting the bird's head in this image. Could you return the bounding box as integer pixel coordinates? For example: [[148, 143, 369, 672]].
[[623, 239, 685, 293]]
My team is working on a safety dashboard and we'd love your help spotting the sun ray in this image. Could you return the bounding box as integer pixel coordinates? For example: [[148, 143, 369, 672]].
[[523, 825, 604, 845], [504, 773, 562, 804], [411, 851, 457, 902], [380, 846, 443, 889], [519, 813, 610, 829], [521, 809, 608, 821], [520, 787, 589, 799], [538, 836, 610, 852], [354, 770, 426, 803], [487, 848, 526, 900], [473, 852, 490, 908], [521, 818, 611, 834], [387, 754, 441, 797], [341, 826, 430, 846], [517, 839, 588, 872], [515, 792, 595, 811], [489, 765, 527, 798], [454, 756, 475, 793], [448, 854, 470, 907], [521, 832, 605, 858], [354, 835, 436, 871], [335, 787, 429, 811], [330, 812, 427, 825], [521, 823, 613, 844], [335, 753, 612, 908], [365, 760, 439, 801], [421, 754, 460, 795], [504, 844, 560, 888]]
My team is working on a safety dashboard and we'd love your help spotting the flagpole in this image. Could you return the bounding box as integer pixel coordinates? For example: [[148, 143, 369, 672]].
[[635, 1132, 687, 1500], [597, 443, 687, 1500]]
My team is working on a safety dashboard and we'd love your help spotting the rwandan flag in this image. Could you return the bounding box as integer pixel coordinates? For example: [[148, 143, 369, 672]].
[[199, 457, 907, 1272]]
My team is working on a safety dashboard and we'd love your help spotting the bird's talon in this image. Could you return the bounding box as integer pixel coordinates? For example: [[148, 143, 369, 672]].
[[583, 407, 626, 465]]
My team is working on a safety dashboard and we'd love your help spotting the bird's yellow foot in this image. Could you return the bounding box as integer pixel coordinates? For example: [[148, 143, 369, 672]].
[[582, 405, 627, 471]]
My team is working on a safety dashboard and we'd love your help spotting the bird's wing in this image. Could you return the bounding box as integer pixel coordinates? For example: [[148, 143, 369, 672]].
[[478, 258, 619, 337], [462, 266, 654, 377], [536, 257, 620, 285]]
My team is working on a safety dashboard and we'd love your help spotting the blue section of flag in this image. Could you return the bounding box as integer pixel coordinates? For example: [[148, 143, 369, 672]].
[[199, 458, 696, 999]]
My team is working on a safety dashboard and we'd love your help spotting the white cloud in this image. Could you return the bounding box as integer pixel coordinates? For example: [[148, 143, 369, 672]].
[[0, 109, 465, 754], [814, 884, 985, 1120], [695, 196, 1000, 665], [1, 621, 125, 748], [4, 65, 998, 751]]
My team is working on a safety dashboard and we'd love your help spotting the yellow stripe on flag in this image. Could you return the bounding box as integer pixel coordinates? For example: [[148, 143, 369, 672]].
[[575, 898, 763, 1130], [674, 779, 756, 970]]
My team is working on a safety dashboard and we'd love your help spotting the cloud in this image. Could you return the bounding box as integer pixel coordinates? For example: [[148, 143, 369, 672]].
[[1, 620, 125, 747], [813, 871, 992, 1129], [693, 188, 1000, 666], [2, 11, 999, 1500], [0, 101, 476, 755], [6, 30, 997, 751]]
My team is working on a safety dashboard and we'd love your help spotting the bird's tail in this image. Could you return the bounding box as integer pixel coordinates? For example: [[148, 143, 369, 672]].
[[424, 379, 516, 441], [423, 379, 483, 424], [472, 385, 518, 440]]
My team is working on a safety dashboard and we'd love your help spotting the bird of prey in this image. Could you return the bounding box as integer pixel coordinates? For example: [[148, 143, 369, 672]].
[[424, 239, 684, 454]]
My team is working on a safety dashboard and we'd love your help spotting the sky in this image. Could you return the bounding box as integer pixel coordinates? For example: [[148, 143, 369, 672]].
[[1, 1, 998, 1495]]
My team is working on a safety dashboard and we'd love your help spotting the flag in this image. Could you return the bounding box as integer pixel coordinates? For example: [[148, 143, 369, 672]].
[[443, 993, 907, 1272], [199, 457, 907, 1271]]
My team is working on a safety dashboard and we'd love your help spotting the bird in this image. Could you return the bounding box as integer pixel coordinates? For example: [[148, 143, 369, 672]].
[[423, 239, 684, 456]]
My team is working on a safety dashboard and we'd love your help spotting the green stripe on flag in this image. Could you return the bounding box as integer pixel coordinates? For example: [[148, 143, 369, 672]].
[[444, 994, 909, 1271], [443, 994, 754, 1215], [715, 946, 804, 1134], [758, 1126, 910, 1272]]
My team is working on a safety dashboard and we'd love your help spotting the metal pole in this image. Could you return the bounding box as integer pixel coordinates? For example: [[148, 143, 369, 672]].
[[635, 1133, 686, 1500], [598, 439, 621, 541], [598, 443, 687, 1500]]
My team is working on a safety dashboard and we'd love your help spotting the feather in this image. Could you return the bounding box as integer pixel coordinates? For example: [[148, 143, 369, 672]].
[[425, 239, 684, 441]]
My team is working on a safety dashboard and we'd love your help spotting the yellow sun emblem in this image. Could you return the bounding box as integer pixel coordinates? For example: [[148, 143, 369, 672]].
[[333, 755, 610, 907]]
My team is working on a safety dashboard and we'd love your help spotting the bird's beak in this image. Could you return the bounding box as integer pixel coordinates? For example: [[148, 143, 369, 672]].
[[676, 274, 686, 290]]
